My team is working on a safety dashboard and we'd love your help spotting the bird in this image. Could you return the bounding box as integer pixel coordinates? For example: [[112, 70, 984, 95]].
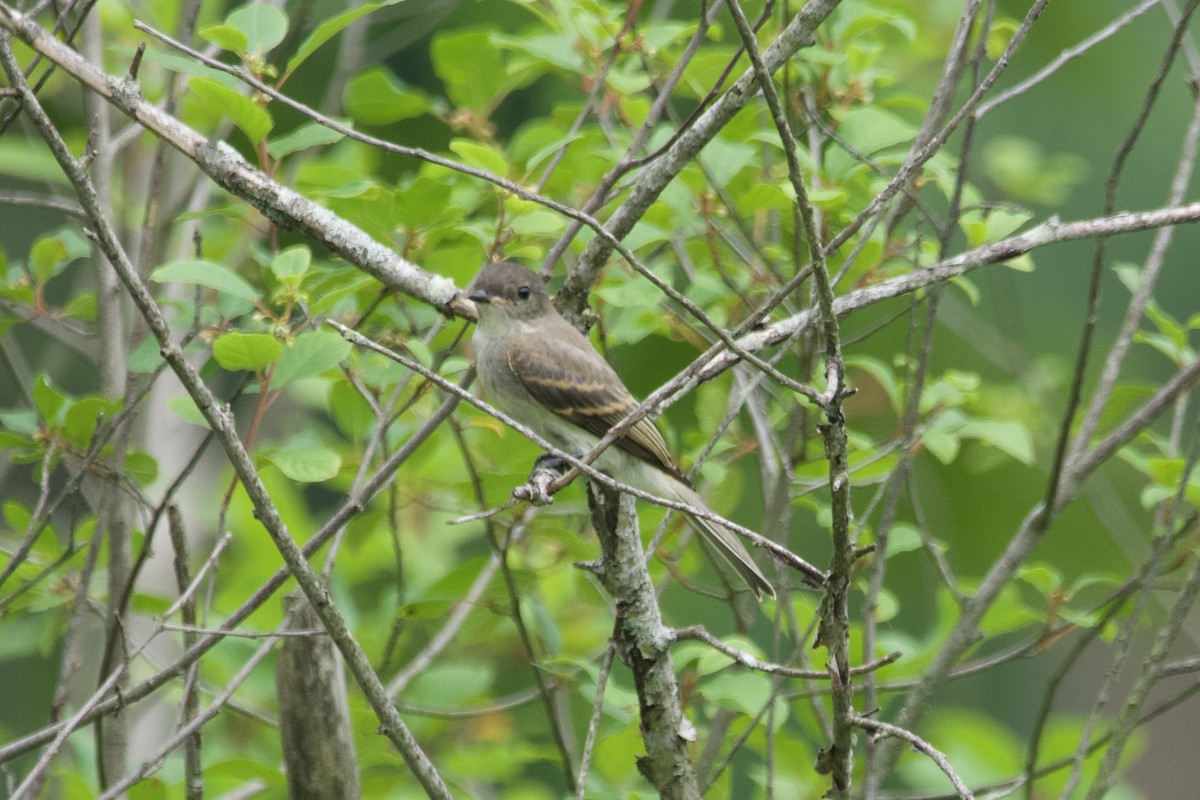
[[468, 260, 775, 599]]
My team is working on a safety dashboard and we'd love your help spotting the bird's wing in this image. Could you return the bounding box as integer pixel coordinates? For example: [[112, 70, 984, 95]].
[[506, 333, 683, 478]]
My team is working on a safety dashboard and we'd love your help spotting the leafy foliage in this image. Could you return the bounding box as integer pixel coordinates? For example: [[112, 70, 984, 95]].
[[0, 0, 1197, 798]]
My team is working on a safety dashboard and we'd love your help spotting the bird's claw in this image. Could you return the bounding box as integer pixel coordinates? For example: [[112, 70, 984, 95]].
[[531, 453, 570, 477], [513, 454, 570, 506]]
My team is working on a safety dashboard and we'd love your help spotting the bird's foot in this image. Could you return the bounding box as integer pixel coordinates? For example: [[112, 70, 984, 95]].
[[512, 454, 571, 506]]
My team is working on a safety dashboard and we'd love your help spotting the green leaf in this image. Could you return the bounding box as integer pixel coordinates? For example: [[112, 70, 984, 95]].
[[62, 293, 96, 320], [64, 396, 121, 446], [188, 77, 273, 144], [0, 139, 71, 185], [30, 229, 88, 284], [167, 395, 211, 428], [406, 662, 494, 708], [959, 418, 1035, 465], [213, 332, 283, 372], [431, 30, 509, 113], [836, 106, 918, 155], [393, 175, 454, 228], [272, 330, 352, 387], [285, 1, 400, 78], [127, 337, 163, 373], [1144, 300, 1189, 350], [922, 427, 960, 465], [267, 121, 346, 159], [897, 708, 1024, 788], [982, 135, 1087, 205], [262, 445, 341, 482], [268, 245, 311, 284], [4, 499, 32, 531], [694, 635, 764, 675], [883, 523, 923, 558], [523, 600, 562, 656], [0, 409, 38, 436], [198, 24, 248, 54], [129, 775, 168, 800], [1017, 564, 1062, 596], [835, 6, 917, 43], [448, 139, 508, 176], [226, 3, 288, 56], [151, 259, 261, 301], [0, 428, 32, 451], [125, 451, 159, 485], [520, 131, 585, 174], [492, 32, 585, 74], [703, 672, 779, 718], [32, 374, 65, 426], [1003, 253, 1036, 272], [984, 207, 1034, 241], [872, 587, 899, 622], [950, 275, 981, 306], [343, 68, 429, 125]]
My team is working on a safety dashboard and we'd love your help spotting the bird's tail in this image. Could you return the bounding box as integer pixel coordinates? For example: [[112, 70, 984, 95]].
[[668, 481, 775, 600]]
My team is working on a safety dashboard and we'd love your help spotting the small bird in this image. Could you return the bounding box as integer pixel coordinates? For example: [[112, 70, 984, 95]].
[[468, 260, 775, 599]]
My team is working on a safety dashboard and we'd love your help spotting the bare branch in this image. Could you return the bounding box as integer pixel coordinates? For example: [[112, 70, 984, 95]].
[[854, 715, 976, 800]]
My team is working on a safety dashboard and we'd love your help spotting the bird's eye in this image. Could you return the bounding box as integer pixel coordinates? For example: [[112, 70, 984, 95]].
[[517, 285, 531, 300]]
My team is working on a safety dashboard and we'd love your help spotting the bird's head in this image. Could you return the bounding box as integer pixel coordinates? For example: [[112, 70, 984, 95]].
[[468, 261, 553, 322]]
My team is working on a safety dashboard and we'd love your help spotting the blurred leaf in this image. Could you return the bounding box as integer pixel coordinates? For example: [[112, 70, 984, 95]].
[[884, 523, 923, 558], [188, 77, 274, 143], [1017, 564, 1062, 596], [979, 582, 1040, 636], [29, 228, 88, 284], [431, 29, 534, 113], [127, 338, 163, 373], [406, 662, 494, 707], [922, 411, 963, 464], [268, 245, 312, 284], [3, 499, 31, 531], [0, 409, 38, 436], [697, 635, 765, 675], [262, 444, 341, 482], [199, 23, 248, 53], [64, 396, 121, 446], [226, 3, 288, 56], [0, 140, 71, 184], [273, 330, 352, 387], [151, 259, 261, 301], [982, 135, 1087, 205], [168, 395, 210, 428], [286, 1, 401, 77], [959, 418, 1035, 465], [523, 598, 563, 656], [985, 207, 1034, 241], [32, 374, 65, 426], [394, 175, 454, 228], [448, 139, 509, 177], [836, 106, 918, 155], [61, 292, 96, 320], [344, 68, 430, 125], [702, 672, 785, 725], [213, 331, 283, 371], [834, 4, 917, 43], [267, 122, 346, 159], [898, 708, 1022, 789], [873, 587, 899, 622], [125, 451, 159, 485]]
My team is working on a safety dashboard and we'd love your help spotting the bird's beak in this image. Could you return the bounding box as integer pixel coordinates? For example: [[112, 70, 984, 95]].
[[468, 288, 491, 305]]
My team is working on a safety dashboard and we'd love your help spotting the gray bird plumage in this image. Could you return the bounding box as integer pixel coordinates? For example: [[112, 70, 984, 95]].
[[469, 260, 774, 600]]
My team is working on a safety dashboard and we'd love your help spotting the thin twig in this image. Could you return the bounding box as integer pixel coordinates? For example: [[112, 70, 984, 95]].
[[854, 714, 975, 800]]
